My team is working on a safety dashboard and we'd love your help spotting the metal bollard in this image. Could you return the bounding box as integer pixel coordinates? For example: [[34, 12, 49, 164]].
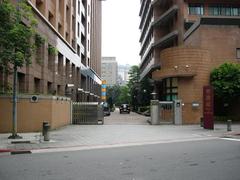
[[227, 120, 232, 131], [42, 122, 50, 141], [200, 117, 204, 127]]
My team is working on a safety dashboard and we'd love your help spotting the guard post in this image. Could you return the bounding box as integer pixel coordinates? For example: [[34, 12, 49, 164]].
[[174, 100, 182, 125], [151, 100, 160, 125]]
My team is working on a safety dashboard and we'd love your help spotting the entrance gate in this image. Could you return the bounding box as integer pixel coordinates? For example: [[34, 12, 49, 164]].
[[159, 101, 174, 124], [72, 102, 104, 125], [150, 100, 182, 125]]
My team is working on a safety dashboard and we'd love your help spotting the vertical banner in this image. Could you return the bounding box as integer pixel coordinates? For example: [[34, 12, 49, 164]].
[[203, 86, 214, 129], [101, 80, 107, 101]]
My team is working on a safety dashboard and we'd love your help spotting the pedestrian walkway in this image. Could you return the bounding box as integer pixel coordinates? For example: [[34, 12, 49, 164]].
[[0, 111, 240, 154]]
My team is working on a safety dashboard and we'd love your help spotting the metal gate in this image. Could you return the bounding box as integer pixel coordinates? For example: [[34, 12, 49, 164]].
[[159, 101, 174, 124], [72, 102, 104, 125]]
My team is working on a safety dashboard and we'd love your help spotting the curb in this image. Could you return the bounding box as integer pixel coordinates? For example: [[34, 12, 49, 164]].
[[0, 149, 32, 155]]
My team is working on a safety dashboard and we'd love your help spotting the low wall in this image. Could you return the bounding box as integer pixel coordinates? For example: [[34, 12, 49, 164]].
[[0, 95, 71, 133]]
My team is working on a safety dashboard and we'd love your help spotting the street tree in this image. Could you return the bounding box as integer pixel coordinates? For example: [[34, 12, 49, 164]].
[[127, 65, 153, 110], [106, 85, 121, 109], [0, 0, 37, 138], [118, 85, 130, 105], [210, 63, 240, 102]]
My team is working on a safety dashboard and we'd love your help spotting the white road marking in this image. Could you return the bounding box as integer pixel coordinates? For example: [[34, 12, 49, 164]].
[[31, 137, 218, 154], [221, 138, 240, 142]]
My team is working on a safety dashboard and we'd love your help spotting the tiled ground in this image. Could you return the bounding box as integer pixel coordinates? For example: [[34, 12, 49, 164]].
[[0, 110, 239, 152]]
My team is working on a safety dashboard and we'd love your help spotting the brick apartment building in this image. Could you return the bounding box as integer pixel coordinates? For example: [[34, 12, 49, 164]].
[[139, 0, 240, 123], [0, 0, 102, 102]]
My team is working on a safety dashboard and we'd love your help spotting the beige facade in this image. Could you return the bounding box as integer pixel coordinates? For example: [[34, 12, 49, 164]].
[[139, 0, 240, 123], [0, 0, 102, 102], [0, 95, 71, 133], [101, 57, 118, 86]]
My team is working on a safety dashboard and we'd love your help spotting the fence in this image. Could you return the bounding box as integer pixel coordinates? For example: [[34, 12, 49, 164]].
[[72, 102, 104, 125]]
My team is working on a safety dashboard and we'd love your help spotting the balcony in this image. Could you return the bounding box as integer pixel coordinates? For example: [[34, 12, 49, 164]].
[[140, 30, 178, 71], [153, 30, 178, 48], [80, 23, 85, 36], [152, 5, 178, 27], [140, 59, 160, 81]]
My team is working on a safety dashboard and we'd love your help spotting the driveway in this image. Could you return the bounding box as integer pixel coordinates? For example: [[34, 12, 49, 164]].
[[104, 108, 149, 125]]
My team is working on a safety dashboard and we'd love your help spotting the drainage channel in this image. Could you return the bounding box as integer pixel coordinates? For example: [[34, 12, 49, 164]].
[[10, 140, 33, 155]]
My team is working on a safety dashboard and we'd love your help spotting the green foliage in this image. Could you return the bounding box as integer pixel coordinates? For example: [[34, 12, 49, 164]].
[[127, 65, 153, 110], [35, 34, 45, 48], [127, 65, 140, 89], [0, 0, 37, 69], [48, 44, 57, 55], [118, 85, 130, 105], [210, 63, 240, 102], [106, 85, 121, 107]]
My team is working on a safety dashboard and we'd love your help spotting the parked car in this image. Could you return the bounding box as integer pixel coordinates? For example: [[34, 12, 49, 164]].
[[100, 102, 111, 116], [119, 104, 130, 114]]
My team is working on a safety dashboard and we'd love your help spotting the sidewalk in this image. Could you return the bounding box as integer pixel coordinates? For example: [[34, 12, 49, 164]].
[[1, 122, 240, 154]]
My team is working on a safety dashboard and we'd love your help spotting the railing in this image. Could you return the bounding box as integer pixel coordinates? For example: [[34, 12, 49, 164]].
[[72, 102, 104, 125]]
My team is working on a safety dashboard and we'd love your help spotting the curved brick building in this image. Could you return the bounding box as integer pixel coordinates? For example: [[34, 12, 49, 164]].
[[139, 0, 240, 123]]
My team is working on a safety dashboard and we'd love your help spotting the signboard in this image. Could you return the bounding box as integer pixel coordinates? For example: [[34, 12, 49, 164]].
[[203, 86, 214, 129], [101, 80, 107, 101]]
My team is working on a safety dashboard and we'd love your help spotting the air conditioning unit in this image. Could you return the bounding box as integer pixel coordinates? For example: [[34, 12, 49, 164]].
[[30, 95, 39, 103]]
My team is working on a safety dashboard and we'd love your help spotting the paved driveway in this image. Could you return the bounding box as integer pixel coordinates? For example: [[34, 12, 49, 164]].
[[104, 108, 149, 125]]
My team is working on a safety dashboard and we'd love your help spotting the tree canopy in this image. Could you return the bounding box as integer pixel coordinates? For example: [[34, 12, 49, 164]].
[[210, 63, 240, 102], [0, 0, 37, 70]]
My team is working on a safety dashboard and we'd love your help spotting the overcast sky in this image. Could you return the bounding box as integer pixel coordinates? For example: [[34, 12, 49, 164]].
[[102, 0, 140, 66]]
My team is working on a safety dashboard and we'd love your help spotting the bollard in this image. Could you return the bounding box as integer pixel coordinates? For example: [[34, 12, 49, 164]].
[[42, 122, 50, 141], [227, 120, 232, 131], [200, 117, 204, 127]]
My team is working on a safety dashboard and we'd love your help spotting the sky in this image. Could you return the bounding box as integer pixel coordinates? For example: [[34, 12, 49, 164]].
[[102, 0, 141, 66]]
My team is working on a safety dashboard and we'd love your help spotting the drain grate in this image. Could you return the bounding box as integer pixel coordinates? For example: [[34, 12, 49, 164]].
[[11, 141, 31, 144]]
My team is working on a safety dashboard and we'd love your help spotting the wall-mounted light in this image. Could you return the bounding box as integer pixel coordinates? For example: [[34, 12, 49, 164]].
[[192, 102, 200, 108], [67, 84, 74, 88], [185, 65, 190, 68], [78, 88, 83, 92], [174, 65, 178, 70]]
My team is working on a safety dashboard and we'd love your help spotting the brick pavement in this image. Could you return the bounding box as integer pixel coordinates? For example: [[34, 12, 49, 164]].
[[0, 110, 240, 153]]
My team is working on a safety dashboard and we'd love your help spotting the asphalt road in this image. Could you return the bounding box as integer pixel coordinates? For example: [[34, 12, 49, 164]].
[[0, 139, 240, 180]]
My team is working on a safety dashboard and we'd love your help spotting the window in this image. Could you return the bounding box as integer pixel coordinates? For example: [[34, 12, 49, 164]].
[[209, 5, 240, 16], [237, 48, 240, 59], [34, 78, 41, 94], [47, 82, 53, 94], [209, 5, 221, 16], [78, 0, 80, 15], [48, 11, 54, 25], [77, 45, 80, 56], [188, 4, 204, 15], [163, 78, 178, 101], [232, 7, 239, 16], [88, 5, 90, 16]]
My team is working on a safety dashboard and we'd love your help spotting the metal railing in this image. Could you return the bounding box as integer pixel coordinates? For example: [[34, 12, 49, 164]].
[[72, 102, 104, 125]]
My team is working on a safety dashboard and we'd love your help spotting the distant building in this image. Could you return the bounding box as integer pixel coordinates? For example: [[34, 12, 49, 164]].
[[101, 57, 118, 86], [118, 64, 131, 85]]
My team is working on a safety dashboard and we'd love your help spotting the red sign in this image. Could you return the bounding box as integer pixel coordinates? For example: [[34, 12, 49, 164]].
[[203, 86, 214, 129]]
